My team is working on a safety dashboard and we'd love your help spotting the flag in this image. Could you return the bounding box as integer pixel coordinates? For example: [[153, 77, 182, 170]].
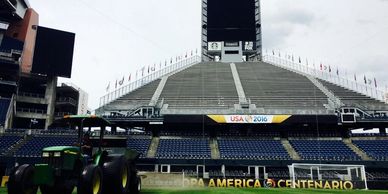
[[298, 57, 301, 63], [336, 68, 339, 76], [364, 75, 367, 84], [320, 63, 323, 71], [141, 67, 145, 76], [128, 73, 131, 81], [106, 82, 110, 92], [354, 74, 357, 81], [170, 58, 173, 64], [147, 66, 150, 74], [329, 66, 331, 73], [119, 77, 124, 85], [374, 78, 377, 88]]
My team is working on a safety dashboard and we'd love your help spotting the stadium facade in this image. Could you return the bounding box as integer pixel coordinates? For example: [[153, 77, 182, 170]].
[[0, 0, 82, 130], [1, 0, 388, 191]]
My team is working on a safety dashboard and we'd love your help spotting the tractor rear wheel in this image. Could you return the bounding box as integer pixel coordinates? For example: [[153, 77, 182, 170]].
[[78, 165, 103, 194], [7, 164, 38, 194], [102, 156, 130, 194]]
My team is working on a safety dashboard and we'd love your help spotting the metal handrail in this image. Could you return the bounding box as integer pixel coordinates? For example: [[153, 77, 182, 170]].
[[99, 55, 201, 108], [263, 55, 386, 103]]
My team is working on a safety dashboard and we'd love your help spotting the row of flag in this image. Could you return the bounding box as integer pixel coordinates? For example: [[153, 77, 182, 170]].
[[270, 50, 379, 88], [105, 49, 199, 92]]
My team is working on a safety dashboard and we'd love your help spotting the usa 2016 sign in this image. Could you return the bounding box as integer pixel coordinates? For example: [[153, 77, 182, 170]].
[[208, 115, 291, 124]]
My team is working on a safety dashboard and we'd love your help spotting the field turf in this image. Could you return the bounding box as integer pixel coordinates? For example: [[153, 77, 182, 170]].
[[1, 187, 388, 194]]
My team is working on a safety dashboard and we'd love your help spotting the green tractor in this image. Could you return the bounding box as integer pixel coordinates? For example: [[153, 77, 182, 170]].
[[7, 115, 141, 194]]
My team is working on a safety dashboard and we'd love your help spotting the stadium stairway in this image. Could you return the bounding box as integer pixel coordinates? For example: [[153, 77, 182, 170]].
[[146, 137, 160, 158], [305, 75, 343, 109], [343, 138, 372, 161], [230, 63, 248, 105], [149, 76, 169, 106], [317, 79, 388, 110], [281, 139, 301, 160], [2, 135, 28, 156], [210, 138, 220, 159]]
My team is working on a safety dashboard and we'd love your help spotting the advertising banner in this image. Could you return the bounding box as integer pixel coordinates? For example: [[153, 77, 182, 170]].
[[181, 178, 357, 190], [207, 115, 291, 124]]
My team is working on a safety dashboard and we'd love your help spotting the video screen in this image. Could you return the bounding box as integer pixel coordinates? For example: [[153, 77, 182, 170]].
[[32, 26, 75, 78], [207, 0, 256, 41]]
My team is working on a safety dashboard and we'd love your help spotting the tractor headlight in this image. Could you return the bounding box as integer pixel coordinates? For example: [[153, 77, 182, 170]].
[[54, 152, 61, 157], [42, 152, 49, 157]]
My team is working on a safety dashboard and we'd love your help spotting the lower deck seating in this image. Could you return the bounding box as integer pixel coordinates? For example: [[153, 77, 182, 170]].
[[352, 140, 388, 161], [127, 138, 152, 158], [0, 98, 11, 125], [289, 140, 361, 161], [218, 139, 290, 160], [156, 138, 211, 159], [15, 136, 77, 157]]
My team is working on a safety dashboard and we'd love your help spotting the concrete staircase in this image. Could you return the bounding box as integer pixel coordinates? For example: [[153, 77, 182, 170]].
[[306, 75, 344, 109], [343, 138, 373, 161], [146, 137, 160, 158], [281, 139, 301, 160], [210, 138, 220, 159], [4, 135, 29, 156]]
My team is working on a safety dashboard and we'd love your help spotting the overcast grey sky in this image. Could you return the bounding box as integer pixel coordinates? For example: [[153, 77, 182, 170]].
[[28, 0, 388, 110]]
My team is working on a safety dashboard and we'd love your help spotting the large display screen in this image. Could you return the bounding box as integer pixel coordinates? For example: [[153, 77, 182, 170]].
[[207, 0, 256, 41], [32, 26, 75, 78]]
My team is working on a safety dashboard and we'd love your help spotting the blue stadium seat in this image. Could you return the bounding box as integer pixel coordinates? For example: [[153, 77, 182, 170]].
[[0, 98, 11, 125], [156, 138, 211, 159], [15, 135, 77, 157], [353, 140, 388, 161], [127, 138, 151, 158], [289, 140, 361, 161], [218, 139, 290, 160]]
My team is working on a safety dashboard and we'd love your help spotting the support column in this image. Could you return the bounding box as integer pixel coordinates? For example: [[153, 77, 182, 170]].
[[45, 76, 57, 129]]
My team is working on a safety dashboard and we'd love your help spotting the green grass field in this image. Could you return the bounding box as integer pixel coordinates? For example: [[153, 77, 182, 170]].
[[1, 187, 388, 194]]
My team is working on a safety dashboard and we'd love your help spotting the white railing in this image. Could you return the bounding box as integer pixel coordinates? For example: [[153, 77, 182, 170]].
[[99, 55, 202, 107], [263, 55, 386, 102]]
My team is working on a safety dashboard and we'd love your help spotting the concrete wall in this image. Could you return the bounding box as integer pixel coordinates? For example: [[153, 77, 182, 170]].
[[5, 8, 39, 73]]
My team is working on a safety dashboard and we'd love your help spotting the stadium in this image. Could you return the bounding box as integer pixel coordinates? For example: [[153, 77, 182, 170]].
[[1, 0, 388, 194]]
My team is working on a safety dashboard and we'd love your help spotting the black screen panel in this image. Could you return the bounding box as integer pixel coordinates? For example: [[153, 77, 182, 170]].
[[207, 0, 256, 41], [32, 26, 75, 78]]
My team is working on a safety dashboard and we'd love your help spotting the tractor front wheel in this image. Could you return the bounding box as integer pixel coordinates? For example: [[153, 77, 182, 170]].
[[129, 176, 141, 194], [78, 165, 103, 194], [7, 164, 38, 194]]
